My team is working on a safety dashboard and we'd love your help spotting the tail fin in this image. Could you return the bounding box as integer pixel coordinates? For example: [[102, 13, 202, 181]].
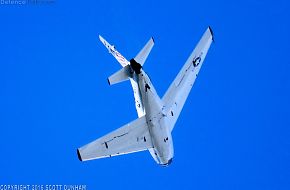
[[108, 65, 132, 85], [134, 37, 154, 66], [99, 35, 129, 67]]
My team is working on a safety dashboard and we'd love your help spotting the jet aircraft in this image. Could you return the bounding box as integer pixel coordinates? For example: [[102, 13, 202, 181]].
[[77, 27, 214, 166]]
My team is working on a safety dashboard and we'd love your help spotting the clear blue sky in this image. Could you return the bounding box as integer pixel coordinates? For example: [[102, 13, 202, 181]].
[[0, 0, 289, 189]]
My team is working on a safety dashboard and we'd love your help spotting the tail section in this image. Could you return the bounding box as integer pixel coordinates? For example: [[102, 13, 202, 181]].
[[99, 35, 154, 85], [99, 35, 154, 117]]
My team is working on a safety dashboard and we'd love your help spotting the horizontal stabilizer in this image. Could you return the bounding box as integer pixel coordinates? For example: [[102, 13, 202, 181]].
[[108, 65, 132, 85], [134, 37, 154, 66]]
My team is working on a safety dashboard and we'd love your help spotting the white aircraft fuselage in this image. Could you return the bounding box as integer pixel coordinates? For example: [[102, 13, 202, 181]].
[[135, 69, 174, 166], [77, 27, 214, 166]]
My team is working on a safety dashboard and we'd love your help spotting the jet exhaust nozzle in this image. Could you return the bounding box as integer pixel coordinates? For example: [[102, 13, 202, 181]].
[[130, 59, 142, 74]]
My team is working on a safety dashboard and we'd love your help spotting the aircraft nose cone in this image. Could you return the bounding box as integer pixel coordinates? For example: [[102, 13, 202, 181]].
[[160, 158, 173, 167], [167, 158, 173, 165]]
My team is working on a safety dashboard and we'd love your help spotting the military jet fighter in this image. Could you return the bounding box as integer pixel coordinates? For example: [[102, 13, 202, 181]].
[[77, 27, 214, 166]]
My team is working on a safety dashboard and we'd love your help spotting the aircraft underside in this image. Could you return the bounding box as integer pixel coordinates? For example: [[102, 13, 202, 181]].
[[77, 27, 214, 166]]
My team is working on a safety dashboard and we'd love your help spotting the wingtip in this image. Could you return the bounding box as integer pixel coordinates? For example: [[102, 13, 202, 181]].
[[107, 78, 111, 85], [77, 149, 83, 162], [151, 37, 155, 43], [208, 26, 215, 42]]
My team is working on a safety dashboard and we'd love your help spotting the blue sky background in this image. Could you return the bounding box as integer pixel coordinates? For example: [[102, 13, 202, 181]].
[[0, 0, 290, 189]]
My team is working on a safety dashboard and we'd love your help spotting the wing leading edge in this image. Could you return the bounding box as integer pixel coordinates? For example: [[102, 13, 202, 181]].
[[162, 27, 214, 131], [77, 116, 153, 161]]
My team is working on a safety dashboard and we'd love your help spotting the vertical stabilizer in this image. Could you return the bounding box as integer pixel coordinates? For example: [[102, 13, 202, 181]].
[[99, 35, 130, 67]]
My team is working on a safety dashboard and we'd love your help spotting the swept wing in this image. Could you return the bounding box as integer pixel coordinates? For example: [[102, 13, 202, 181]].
[[77, 116, 153, 161], [162, 27, 214, 131]]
